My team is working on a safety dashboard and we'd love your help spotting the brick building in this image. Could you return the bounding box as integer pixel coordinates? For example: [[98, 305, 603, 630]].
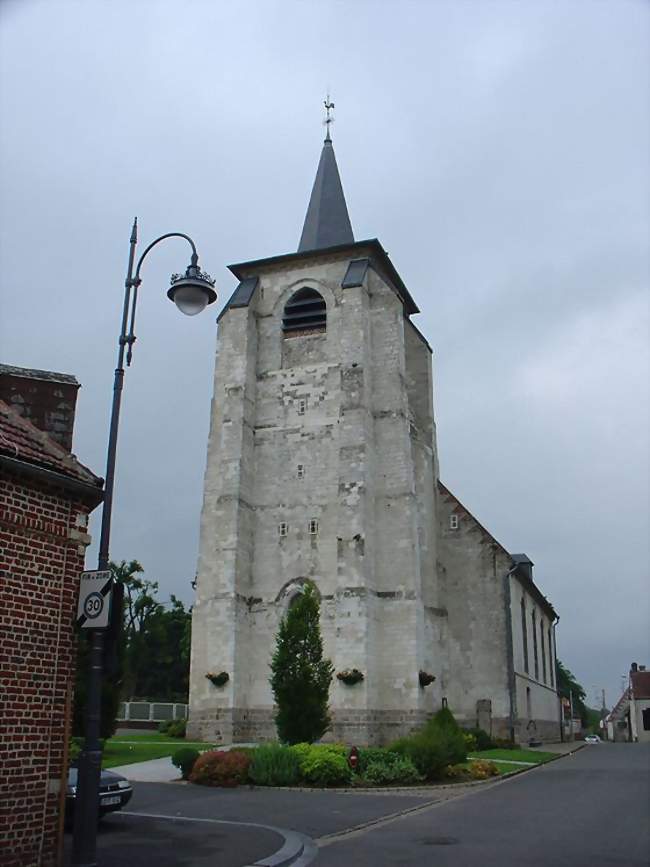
[[0, 368, 103, 867]]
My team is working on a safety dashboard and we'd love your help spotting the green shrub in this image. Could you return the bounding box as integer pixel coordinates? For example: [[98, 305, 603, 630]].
[[390, 733, 449, 780], [189, 750, 251, 787], [463, 732, 478, 752], [289, 743, 352, 786], [299, 748, 351, 786], [364, 756, 423, 786], [158, 720, 171, 734], [249, 744, 301, 786], [464, 727, 494, 751], [166, 719, 186, 738], [289, 742, 346, 774], [172, 747, 200, 780], [357, 747, 395, 774], [390, 707, 467, 780]]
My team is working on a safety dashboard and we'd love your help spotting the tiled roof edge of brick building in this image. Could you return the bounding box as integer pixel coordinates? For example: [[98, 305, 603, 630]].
[[0, 363, 80, 387], [0, 399, 103, 504]]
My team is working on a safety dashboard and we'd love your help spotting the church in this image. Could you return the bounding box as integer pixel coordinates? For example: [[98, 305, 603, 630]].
[[188, 119, 561, 747]]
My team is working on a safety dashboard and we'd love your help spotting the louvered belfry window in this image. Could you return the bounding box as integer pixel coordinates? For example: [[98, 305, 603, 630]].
[[282, 288, 326, 335]]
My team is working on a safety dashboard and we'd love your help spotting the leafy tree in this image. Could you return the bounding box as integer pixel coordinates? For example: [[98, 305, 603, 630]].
[[270, 583, 334, 744], [556, 660, 590, 725], [73, 560, 193, 739]]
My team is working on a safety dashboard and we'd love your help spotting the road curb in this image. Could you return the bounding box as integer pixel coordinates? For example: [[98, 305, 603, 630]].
[[118, 811, 316, 867]]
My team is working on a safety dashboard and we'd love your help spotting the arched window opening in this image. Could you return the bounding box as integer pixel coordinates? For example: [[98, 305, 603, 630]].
[[282, 288, 326, 336]]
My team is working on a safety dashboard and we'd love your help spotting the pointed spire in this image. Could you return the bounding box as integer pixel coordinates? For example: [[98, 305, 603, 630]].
[[298, 98, 354, 252]]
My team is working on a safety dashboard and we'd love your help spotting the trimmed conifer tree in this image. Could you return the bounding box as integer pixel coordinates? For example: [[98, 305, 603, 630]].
[[270, 583, 334, 744]]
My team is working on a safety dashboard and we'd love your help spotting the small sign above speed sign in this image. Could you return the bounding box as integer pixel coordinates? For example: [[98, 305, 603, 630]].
[[77, 570, 113, 629]]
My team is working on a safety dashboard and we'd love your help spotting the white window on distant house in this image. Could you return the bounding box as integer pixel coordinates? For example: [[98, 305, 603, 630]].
[[278, 522, 288, 537], [298, 399, 307, 415], [449, 514, 459, 530], [309, 518, 319, 535], [297, 464, 305, 479]]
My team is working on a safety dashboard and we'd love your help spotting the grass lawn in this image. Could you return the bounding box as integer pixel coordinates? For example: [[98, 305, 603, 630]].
[[468, 748, 557, 764], [102, 735, 214, 769]]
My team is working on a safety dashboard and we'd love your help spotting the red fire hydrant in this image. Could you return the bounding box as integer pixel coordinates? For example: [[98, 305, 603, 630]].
[[348, 746, 359, 772]]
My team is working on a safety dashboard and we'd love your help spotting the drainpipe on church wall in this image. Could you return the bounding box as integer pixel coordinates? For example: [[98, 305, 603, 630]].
[[553, 613, 563, 742], [503, 564, 518, 744]]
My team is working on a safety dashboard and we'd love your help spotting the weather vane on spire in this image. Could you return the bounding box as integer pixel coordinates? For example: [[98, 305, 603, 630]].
[[323, 94, 335, 141]]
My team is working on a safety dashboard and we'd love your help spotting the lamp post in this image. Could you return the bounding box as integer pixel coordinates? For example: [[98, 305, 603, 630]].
[[71, 219, 216, 866]]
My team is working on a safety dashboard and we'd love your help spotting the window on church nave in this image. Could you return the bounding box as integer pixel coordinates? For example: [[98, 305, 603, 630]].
[[532, 609, 539, 680], [521, 598, 529, 674], [282, 287, 326, 336], [309, 518, 319, 535], [278, 522, 288, 537], [449, 514, 459, 530]]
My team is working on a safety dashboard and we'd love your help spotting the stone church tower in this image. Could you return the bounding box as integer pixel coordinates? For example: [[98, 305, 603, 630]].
[[188, 127, 561, 746], [188, 129, 445, 745]]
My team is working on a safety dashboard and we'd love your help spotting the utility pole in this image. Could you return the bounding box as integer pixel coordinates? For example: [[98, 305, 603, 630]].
[[601, 688, 607, 739], [569, 690, 574, 741]]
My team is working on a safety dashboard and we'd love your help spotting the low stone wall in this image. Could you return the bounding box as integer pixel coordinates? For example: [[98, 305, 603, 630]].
[[515, 717, 562, 745], [188, 706, 431, 746]]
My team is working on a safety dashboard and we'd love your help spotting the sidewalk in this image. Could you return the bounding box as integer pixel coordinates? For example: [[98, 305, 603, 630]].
[[527, 740, 585, 755]]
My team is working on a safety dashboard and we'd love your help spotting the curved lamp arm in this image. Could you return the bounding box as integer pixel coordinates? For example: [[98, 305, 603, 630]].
[[132, 231, 198, 285], [125, 231, 200, 366]]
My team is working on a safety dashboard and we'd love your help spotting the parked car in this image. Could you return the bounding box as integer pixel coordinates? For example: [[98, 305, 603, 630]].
[[584, 734, 601, 744], [65, 767, 133, 826]]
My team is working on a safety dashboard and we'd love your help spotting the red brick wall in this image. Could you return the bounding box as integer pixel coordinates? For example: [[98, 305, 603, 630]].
[[0, 468, 93, 867]]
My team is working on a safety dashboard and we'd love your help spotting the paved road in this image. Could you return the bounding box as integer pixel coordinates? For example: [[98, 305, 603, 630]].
[[64, 744, 649, 866], [316, 743, 650, 867]]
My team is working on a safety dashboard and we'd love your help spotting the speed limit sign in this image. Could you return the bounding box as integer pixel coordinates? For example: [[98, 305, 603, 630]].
[[77, 570, 112, 629]]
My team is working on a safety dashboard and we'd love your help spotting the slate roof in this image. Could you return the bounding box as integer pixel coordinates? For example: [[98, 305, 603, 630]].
[[0, 399, 102, 490], [631, 670, 650, 699], [298, 137, 354, 252], [0, 363, 79, 387]]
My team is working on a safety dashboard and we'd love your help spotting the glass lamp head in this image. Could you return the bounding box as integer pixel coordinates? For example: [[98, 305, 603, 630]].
[[167, 264, 217, 316]]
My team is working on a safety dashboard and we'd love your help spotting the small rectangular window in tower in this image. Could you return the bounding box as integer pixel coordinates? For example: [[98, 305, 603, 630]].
[[298, 399, 307, 415], [297, 464, 305, 479], [309, 518, 319, 535], [449, 514, 459, 530], [278, 522, 288, 538]]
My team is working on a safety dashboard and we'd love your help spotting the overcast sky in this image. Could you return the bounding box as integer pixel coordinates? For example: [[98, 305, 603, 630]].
[[1, 0, 648, 711]]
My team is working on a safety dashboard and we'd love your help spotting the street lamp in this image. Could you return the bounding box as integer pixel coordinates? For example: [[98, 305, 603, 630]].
[[71, 219, 216, 866]]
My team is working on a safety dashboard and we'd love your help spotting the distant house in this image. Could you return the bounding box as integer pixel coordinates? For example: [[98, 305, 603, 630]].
[[629, 664, 650, 743], [605, 663, 650, 743], [0, 366, 103, 867], [605, 688, 631, 742]]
